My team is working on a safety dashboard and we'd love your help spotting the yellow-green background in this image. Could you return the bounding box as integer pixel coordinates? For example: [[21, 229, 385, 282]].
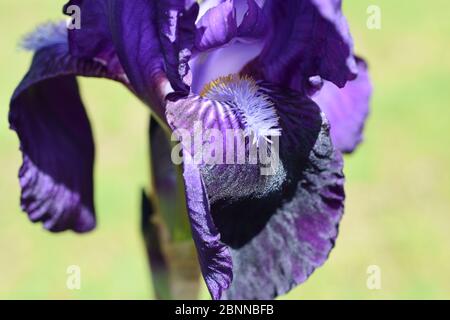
[[0, 0, 449, 299]]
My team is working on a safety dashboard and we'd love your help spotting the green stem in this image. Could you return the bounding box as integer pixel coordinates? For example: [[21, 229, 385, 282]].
[[141, 116, 201, 300]]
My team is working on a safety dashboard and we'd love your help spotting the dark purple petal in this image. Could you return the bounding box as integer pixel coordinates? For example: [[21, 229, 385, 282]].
[[149, 114, 231, 299], [221, 152, 344, 299], [236, 0, 267, 38], [166, 92, 283, 203], [107, 0, 199, 116], [213, 85, 345, 299], [166, 91, 274, 300], [190, 0, 266, 93], [195, 0, 237, 51], [64, 0, 125, 77], [167, 95, 242, 300], [9, 23, 127, 232], [244, 0, 357, 91], [166, 80, 345, 299], [313, 57, 372, 153], [193, 0, 356, 94], [181, 160, 233, 300], [157, 0, 200, 92]]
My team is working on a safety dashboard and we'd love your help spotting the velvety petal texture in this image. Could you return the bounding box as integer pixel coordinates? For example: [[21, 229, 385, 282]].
[[64, 0, 125, 77], [313, 57, 372, 153], [157, 0, 200, 92], [181, 161, 233, 300], [192, 0, 356, 95], [9, 0, 370, 301], [254, 0, 357, 90], [149, 114, 232, 300], [166, 80, 345, 299], [10, 23, 125, 232], [107, 0, 199, 115], [215, 85, 345, 299], [166, 90, 280, 299], [237, 0, 356, 93]]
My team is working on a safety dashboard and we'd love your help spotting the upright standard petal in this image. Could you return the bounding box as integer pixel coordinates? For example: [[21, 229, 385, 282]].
[[192, 0, 356, 94], [236, 0, 267, 39], [9, 23, 127, 232], [107, 0, 199, 115], [195, 0, 237, 51], [313, 57, 372, 153], [190, 0, 267, 93], [195, 0, 266, 48], [245, 0, 357, 92]]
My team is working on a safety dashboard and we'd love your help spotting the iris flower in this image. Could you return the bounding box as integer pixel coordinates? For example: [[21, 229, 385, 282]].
[[9, 0, 371, 300]]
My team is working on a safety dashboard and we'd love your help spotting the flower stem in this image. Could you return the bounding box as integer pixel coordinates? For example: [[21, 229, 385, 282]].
[[141, 116, 201, 299]]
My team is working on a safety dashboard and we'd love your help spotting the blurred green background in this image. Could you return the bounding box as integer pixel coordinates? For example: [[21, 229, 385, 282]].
[[0, 0, 449, 299]]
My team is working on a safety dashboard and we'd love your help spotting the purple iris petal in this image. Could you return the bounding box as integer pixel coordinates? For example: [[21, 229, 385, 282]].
[[181, 161, 233, 300], [64, 0, 125, 77], [193, 0, 356, 93], [9, 23, 126, 232], [236, 0, 267, 38], [249, 0, 357, 91], [213, 85, 345, 299], [107, 0, 198, 116], [258, 0, 356, 90], [154, 103, 235, 299], [191, 0, 265, 93], [166, 88, 279, 299], [194, 0, 265, 52], [157, 0, 200, 92], [313, 57, 372, 153], [222, 149, 344, 299], [167, 93, 284, 204], [166, 78, 345, 299], [196, 0, 265, 46], [9, 0, 370, 301], [190, 41, 263, 94], [195, 0, 237, 51]]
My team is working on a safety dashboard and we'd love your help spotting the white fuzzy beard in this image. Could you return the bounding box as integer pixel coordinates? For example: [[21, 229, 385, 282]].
[[201, 74, 282, 146]]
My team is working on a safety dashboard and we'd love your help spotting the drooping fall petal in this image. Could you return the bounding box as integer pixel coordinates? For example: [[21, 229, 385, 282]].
[[166, 78, 345, 299], [10, 22, 127, 232]]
